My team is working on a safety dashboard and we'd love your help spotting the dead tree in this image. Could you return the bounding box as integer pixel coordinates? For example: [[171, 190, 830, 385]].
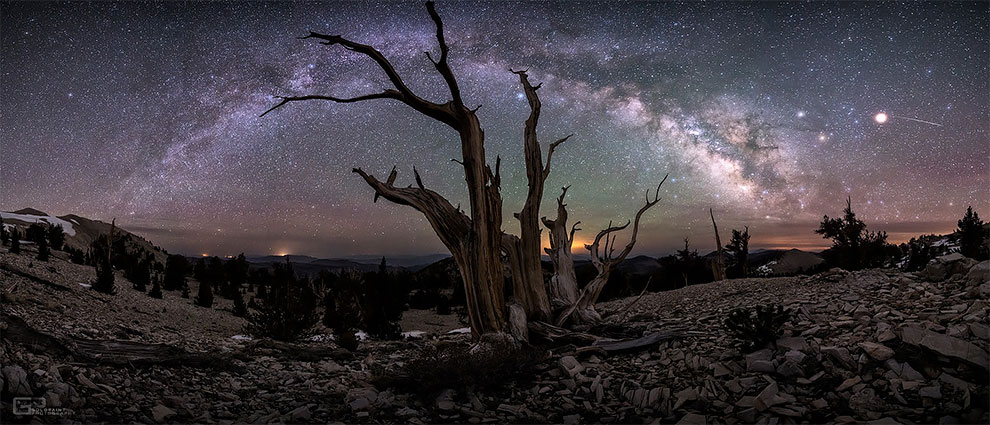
[[553, 175, 668, 325], [262, 2, 569, 338], [710, 208, 726, 281], [499, 70, 570, 323], [541, 186, 581, 308]]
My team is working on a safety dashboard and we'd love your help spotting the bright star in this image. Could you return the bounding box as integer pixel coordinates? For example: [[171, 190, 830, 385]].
[[874, 112, 888, 124]]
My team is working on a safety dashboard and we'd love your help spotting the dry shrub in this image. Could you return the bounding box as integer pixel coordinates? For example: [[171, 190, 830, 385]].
[[377, 334, 546, 397], [724, 304, 791, 352]]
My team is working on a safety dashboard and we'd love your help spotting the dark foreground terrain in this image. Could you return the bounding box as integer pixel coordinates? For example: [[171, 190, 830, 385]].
[[1, 247, 987, 424]]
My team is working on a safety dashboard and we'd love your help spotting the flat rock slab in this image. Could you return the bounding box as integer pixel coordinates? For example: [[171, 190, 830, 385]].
[[900, 326, 989, 371]]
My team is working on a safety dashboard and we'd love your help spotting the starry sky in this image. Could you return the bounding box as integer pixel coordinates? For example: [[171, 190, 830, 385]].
[[2, 1, 987, 258]]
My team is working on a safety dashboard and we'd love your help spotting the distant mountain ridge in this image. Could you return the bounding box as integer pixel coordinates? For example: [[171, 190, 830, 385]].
[[1, 208, 168, 262]]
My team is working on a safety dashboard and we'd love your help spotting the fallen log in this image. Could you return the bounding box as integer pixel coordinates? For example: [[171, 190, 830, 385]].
[[592, 328, 684, 353], [2, 313, 241, 369]]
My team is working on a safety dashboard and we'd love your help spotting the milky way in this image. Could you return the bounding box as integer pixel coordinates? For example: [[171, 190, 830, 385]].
[[2, 1, 987, 257]]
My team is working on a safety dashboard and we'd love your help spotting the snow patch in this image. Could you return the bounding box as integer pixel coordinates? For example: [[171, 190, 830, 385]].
[[309, 331, 369, 341], [0, 212, 77, 236], [402, 330, 426, 339], [230, 335, 253, 341], [754, 261, 778, 277], [77, 283, 92, 288], [447, 327, 471, 334], [308, 334, 334, 342]]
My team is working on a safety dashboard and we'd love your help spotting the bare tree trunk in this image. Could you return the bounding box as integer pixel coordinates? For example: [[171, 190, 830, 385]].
[[710, 208, 726, 281], [265, 2, 509, 338], [501, 70, 569, 322], [541, 187, 580, 308]]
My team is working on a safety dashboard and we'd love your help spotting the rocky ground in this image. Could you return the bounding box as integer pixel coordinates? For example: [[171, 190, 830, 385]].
[[1, 247, 988, 424]]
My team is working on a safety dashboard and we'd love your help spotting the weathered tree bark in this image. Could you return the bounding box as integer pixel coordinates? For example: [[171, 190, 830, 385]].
[[541, 186, 580, 308], [263, 1, 508, 338], [556, 175, 669, 326], [500, 70, 569, 322], [710, 208, 726, 281]]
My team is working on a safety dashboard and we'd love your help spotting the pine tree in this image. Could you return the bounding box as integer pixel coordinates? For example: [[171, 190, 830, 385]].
[[148, 275, 163, 299], [131, 259, 151, 292], [816, 197, 890, 270], [363, 257, 405, 339], [47, 224, 65, 251], [94, 254, 116, 294], [224, 253, 249, 299], [196, 279, 214, 307], [36, 234, 50, 261], [725, 226, 751, 278], [26, 223, 46, 244], [92, 222, 117, 294], [194, 258, 208, 282], [163, 254, 189, 291], [957, 206, 988, 260], [10, 228, 21, 254]]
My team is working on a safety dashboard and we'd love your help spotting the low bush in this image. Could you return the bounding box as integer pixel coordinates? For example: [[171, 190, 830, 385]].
[[724, 304, 791, 352]]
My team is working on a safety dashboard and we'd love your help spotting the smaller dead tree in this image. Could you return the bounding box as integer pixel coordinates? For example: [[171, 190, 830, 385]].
[[552, 175, 668, 326], [541, 186, 581, 309]]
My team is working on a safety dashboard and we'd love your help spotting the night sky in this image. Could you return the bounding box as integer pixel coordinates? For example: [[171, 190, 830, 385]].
[[2, 1, 987, 258]]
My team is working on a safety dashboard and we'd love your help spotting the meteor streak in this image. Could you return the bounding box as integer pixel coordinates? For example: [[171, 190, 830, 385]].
[[874, 111, 942, 127]]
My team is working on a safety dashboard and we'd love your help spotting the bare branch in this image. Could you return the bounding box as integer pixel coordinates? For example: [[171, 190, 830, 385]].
[[609, 173, 669, 264], [299, 33, 426, 105], [543, 134, 572, 179], [352, 167, 470, 247], [413, 166, 425, 190], [260, 91, 401, 117], [374, 166, 399, 203], [282, 31, 457, 126], [425, 1, 463, 107]]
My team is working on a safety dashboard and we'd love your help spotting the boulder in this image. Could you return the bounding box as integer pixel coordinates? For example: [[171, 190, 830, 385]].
[[900, 327, 989, 371], [923, 261, 948, 281], [776, 337, 808, 352], [777, 359, 805, 377], [822, 346, 857, 370], [753, 382, 789, 411], [836, 376, 862, 392], [349, 398, 371, 411], [152, 404, 177, 423], [435, 389, 456, 411], [2, 366, 31, 397], [288, 405, 312, 421], [858, 342, 895, 361], [965, 260, 989, 285], [559, 356, 585, 378]]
